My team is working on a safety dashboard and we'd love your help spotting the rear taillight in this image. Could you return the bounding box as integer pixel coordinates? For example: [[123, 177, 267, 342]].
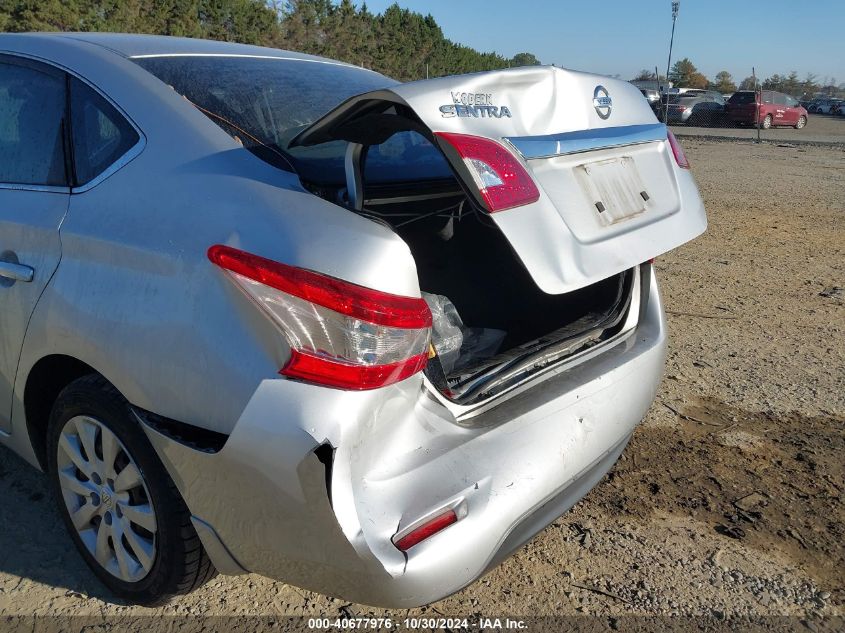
[[667, 130, 690, 169], [208, 245, 431, 390], [434, 132, 540, 212]]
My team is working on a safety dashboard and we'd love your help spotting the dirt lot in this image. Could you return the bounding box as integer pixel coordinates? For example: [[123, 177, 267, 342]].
[[0, 139, 843, 627]]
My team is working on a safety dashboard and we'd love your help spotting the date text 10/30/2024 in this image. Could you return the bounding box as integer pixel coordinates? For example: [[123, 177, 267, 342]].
[[308, 617, 528, 630]]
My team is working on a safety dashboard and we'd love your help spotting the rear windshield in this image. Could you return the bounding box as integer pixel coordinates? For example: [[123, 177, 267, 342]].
[[728, 92, 756, 104], [134, 56, 452, 184], [668, 92, 707, 103]]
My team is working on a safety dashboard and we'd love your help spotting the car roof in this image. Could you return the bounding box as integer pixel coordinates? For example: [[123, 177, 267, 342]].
[[4, 32, 336, 63]]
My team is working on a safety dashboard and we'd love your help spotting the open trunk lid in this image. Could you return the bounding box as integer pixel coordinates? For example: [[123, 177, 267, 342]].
[[291, 65, 706, 294]]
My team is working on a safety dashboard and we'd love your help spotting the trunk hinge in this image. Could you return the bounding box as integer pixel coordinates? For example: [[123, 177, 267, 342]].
[[344, 142, 367, 211]]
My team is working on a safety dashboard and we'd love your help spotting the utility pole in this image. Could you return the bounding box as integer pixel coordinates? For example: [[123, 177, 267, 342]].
[[663, 1, 680, 124], [753, 66, 761, 143]]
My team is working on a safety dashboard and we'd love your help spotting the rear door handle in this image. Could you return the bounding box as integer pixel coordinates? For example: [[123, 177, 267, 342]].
[[0, 261, 34, 282]]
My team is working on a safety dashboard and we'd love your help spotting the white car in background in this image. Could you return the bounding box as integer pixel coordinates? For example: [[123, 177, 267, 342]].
[[809, 98, 841, 114]]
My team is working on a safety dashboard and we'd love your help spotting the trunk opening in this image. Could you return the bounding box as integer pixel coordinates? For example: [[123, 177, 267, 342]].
[[312, 175, 639, 406], [288, 83, 680, 405]]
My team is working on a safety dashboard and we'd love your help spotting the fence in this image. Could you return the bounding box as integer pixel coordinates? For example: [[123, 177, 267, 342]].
[[632, 70, 845, 145]]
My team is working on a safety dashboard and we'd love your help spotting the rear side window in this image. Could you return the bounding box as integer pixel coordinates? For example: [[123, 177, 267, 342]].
[[0, 61, 67, 186], [728, 92, 755, 105], [70, 78, 139, 186]]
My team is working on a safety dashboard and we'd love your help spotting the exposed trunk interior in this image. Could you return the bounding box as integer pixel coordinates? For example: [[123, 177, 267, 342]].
[[297, 118, 638, 405], [363, 184, 627, 348], [348, 180, 638, 405]]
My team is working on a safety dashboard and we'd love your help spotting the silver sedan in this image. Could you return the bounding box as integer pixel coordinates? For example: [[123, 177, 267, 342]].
[[0, 33, 706, 606]]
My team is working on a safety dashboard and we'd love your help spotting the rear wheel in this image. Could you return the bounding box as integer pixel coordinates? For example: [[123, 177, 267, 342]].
[[47, 374, 216, 605], [761, 114, 773, 129], [795, 115, 807, 129]]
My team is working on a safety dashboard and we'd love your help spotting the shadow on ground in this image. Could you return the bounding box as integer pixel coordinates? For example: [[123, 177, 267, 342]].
[[0, 445, 128, 604]]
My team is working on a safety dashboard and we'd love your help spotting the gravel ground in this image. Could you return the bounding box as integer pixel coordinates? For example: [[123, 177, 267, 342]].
[[0, 139, 843, 629]]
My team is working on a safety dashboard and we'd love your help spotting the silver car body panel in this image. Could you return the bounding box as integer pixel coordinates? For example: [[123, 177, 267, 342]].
[[0, 34, 702, 606], [0, 33, 420, 451], [142, 269, 666, 606], [292, 66, 707, 294], [0, 189, 67, 434]]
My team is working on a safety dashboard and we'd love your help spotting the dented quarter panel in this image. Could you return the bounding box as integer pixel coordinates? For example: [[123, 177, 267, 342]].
[[142, 271, 667, 606], [0, 34, 421, 444]]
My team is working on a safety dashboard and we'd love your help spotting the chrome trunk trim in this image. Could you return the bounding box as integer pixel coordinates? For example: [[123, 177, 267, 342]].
[[504, 123, 667, 160]]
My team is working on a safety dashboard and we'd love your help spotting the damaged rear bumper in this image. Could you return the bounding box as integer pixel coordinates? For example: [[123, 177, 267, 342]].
[[141, 268, 667, 608]]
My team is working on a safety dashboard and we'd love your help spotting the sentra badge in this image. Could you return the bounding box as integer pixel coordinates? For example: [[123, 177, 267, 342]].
[[440, 91, 512, 119]]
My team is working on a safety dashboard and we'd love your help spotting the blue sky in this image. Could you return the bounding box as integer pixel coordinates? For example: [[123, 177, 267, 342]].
[[364, 0, 843, 85]]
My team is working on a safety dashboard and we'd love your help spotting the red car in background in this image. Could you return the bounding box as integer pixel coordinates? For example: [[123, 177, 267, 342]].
[[727, 90, 808, 129]]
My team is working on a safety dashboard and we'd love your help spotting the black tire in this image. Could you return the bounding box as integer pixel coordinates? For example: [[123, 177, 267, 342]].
[[794, 115, 807, 129], [761, 114, 773, 129], [47, 374, 217, 605]]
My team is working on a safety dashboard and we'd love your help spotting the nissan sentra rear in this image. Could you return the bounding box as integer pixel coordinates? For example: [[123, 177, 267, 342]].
[[0, 34, 705, 607], [140, 61, 705, 605]]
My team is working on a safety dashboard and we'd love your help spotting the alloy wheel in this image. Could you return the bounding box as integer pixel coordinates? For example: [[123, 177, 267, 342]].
[[56, 415, 158, 583]]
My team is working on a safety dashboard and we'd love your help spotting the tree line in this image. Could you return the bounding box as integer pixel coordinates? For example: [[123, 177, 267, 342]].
[[0, 0, 541, 81], [6, 2, 839, 96], [634, 59, 842, 98]]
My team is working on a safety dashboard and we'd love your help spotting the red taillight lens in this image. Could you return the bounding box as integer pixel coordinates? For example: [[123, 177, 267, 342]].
[[208, 245, 431, 329], [208, 245, 431, 390], [434, 132, 540, 212], [283, 349, 429, 391], [667, 130, 690, 169], [393, 509, 458, 552]]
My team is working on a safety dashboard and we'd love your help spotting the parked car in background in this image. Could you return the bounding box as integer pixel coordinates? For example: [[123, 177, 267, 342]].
[[816, 99, 842, 114], [726, 90, 808, 129], [663, 90, 727, 125], [0, 32, 706, 607], [639, 88, 660, 106], [807, 98, 841, 114]]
